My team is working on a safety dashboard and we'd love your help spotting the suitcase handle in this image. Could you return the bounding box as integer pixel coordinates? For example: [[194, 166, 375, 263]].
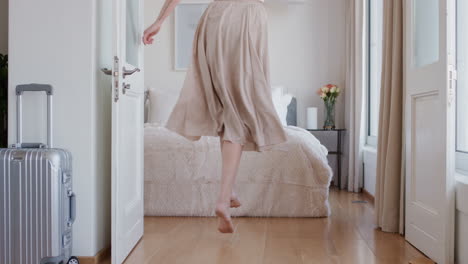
[[15, 84, 54, 148], [10, 143, 48, 149], [16, 83, 53, 95], [68, 190, 76, 225]]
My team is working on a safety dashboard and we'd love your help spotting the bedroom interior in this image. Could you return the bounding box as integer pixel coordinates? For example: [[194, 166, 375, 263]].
[[125, 0, 460, 263], [2, 0, 468, 263]]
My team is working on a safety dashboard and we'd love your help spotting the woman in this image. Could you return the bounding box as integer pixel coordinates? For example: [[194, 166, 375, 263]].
[[143, 0, 287, 233]]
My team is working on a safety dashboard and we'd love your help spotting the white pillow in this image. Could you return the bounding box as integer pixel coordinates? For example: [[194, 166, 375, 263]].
[[146, 88, 179, 124], [146, 86, 291, 126], [271, 86, 292, 126]]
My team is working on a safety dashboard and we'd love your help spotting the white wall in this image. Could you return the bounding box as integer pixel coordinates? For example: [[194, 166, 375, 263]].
[[8, 0, 110, 257], [0, 0, 7, 54], [144, 0, 347, 129]]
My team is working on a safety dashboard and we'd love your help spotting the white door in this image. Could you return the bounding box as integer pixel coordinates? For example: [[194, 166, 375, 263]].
[[404, 0, 456, 263], [110, 0, 145, 262]]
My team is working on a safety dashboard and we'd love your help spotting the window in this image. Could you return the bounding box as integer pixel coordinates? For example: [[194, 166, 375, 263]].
[[456, 0, 468, 175], [366, 0, 384, 146]]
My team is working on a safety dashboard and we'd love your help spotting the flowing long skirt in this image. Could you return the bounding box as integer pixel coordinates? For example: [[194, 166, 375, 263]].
[[165, 0, 288, 152]]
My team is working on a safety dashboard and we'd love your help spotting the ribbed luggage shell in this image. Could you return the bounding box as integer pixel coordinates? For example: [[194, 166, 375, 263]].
[[0, 148, 73, 264]]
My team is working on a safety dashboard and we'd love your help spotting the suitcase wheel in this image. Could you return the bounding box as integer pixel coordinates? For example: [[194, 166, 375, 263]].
[[67, 256, 80, 264]]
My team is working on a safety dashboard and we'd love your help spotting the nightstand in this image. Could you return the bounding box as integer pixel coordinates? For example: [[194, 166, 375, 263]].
[[306, 129, 346, 188]]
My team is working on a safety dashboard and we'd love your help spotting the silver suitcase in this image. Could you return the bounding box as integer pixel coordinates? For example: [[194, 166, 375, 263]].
[[0, 84, 79, 264]]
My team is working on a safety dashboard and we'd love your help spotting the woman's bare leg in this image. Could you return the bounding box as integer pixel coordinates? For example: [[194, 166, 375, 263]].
[[218, 138, 242, 208], [216, 139, 243, 233]]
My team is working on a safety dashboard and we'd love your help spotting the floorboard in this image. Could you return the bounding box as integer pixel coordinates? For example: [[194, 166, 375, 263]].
[[102, 189, 431, 264]]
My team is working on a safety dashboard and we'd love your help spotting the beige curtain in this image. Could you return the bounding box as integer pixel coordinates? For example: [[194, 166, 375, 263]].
[[344, 0, 366, 192], [375, 0, 405, 234]]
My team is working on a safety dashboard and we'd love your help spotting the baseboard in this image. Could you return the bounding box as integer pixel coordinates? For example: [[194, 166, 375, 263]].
[[362, 188, 375, 205], [78, 247, 110, 264]]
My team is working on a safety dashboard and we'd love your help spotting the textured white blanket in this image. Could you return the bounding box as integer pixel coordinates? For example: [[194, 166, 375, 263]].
[[144, 123, 333, 217]]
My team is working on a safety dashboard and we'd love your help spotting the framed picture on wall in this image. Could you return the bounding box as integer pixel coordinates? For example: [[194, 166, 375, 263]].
[[174, 1, 210, 71]]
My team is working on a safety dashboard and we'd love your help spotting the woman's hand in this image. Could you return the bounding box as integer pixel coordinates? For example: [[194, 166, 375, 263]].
[[142, 22, 162, 45], [143, 0, 181, 45]]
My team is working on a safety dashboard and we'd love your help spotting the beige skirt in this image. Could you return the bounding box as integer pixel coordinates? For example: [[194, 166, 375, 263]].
[[165, 0, 288, 152]]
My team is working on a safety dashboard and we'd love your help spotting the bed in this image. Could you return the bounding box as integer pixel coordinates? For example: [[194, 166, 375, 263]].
[[144, 86, 333, 217]]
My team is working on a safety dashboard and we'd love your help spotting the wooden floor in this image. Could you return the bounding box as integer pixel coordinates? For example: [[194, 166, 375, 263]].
[[115, 189, 430, 264]]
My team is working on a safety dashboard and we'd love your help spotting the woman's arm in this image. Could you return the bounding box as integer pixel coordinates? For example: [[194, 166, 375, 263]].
[[155, 0, 181, 27], [142, 0, 182, 45]]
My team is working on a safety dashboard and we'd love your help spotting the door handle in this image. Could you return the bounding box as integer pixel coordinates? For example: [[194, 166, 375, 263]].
[[122, 67, 140, 79], [101, 68, 113, 75]]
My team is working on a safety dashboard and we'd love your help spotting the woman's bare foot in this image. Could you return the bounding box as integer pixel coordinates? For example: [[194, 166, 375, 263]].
[[230, 193, 242, 208], [215, 203, 234, 233], [230, 198, 241, 208], [230, 191, 241, 208]]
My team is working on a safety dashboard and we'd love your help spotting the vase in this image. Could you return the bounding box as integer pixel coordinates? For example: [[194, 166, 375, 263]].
[[323, 99, 336, 130]]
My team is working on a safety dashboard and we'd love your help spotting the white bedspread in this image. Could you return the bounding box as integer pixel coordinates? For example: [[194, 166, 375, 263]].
[[144, 123, 333, 217]]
